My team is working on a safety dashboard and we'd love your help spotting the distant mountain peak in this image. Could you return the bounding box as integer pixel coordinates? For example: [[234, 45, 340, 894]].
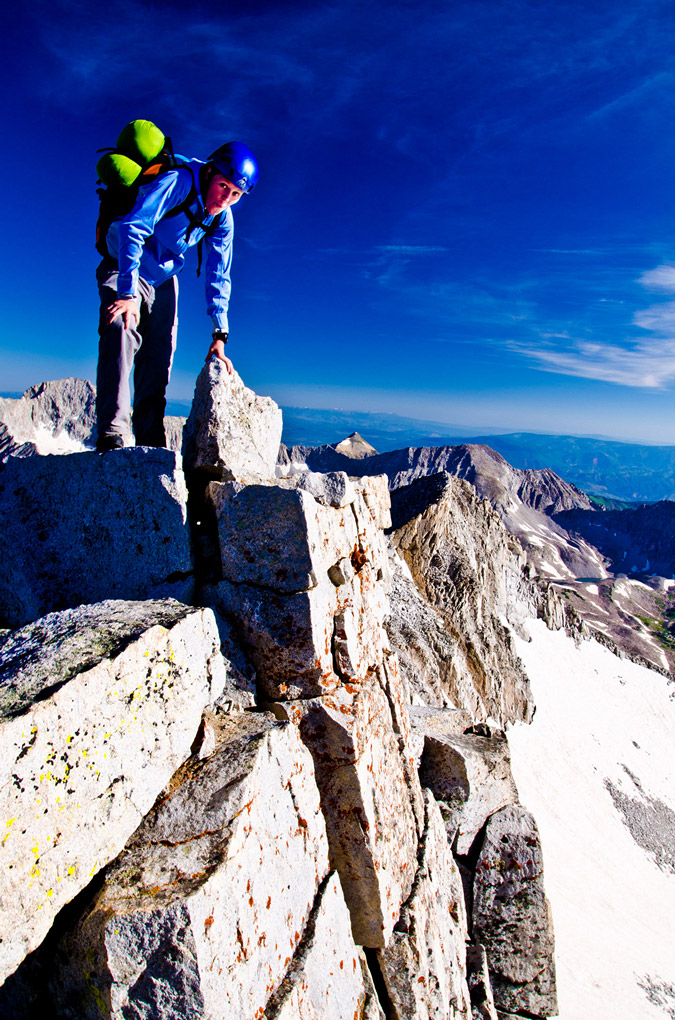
[[332, 432, 379, 459]]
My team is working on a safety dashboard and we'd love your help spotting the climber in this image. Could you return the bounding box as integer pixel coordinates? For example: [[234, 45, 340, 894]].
[[95, 139, 259, 452]]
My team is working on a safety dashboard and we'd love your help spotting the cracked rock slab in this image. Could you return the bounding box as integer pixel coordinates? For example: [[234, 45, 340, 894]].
[[213, 578, 340, 700], [48, 713, 330, 1020], [211, 482, 357, 593], [0, 448, 192, 628], [0, 599, 228, 984], [274, 678, 419, 948], [209, 478, 389, 598], [264, 873, 382, 1020], [378, 791, 472, 1020], [472, 805, 557, 1017], [209, 482, 391, 700]]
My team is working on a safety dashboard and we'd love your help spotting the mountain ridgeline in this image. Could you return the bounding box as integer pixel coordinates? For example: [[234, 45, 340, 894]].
[[278, 406, 675, 503], [281, 434, 675, 674]]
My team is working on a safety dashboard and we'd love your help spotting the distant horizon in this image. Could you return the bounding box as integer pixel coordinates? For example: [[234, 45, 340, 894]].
[[4, 385, 674, 449], [272, 404, 675, 448]]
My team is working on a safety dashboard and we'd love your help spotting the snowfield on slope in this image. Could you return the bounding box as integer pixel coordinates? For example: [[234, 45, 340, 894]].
[[508, 621, 675, 1020]]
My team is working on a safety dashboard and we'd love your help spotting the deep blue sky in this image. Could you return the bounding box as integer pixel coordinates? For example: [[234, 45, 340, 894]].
[[4, 0, 675, 442]]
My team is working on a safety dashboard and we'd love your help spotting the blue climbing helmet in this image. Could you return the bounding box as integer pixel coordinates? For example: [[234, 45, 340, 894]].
[[208, 141, 259, 193]]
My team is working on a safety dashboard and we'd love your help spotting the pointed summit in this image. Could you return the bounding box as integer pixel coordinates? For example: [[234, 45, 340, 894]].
[[332, 431, 378, 459]]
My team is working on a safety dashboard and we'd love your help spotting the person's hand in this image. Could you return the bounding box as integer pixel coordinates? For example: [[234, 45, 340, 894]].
[[206, 338, 233, 374], [105, 297, 139, 329]]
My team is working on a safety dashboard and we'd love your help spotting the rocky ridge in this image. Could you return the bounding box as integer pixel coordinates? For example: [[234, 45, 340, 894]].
[[0, 372, 566, 1018], [281, 436, 675, 674]]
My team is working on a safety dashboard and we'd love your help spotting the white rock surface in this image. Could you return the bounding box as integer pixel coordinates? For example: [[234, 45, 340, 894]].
[[356, 473, 392, 530], [294, 469, 357, 508], [0, 599, 228, 984], [416, 715, 519, 854], [48, 713, 329, 1020], [183, 360, 283, 482], [378, 791, 472, 1020], [274, 678, 420, 948], [264, 874, 381, 1020], [0, 448, 192, 628], [210, 480, 391, 700]]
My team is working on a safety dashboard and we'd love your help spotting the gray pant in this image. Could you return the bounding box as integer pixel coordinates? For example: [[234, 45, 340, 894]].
[[96, 261, 178, 447]]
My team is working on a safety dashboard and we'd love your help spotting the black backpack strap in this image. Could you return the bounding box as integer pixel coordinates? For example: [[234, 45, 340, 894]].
[[194, 213, 224, 277], [161, 163, 199, 226]]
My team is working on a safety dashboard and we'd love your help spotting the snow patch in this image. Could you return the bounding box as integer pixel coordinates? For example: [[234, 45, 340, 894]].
[[508, 622, 675, 1020], [538, 560, 567, 579], [32, 425, 91, 456], [625, 578, 656, 592]]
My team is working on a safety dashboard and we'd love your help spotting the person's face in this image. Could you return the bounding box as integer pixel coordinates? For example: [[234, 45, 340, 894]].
[[205, 173, 244, 214]]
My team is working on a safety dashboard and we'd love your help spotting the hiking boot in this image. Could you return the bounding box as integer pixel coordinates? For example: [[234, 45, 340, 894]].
[[96, 434, 125, 453]]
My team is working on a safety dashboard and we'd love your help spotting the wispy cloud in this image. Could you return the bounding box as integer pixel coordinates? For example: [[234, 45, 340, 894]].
[[587, 72, 674, 121], [510, 335, 675, 388], [363, 244, 452, 287], [532, 248, 608, 256], [637, 264, 675, 293], [30, 0, 675, 161], [376, 245, 449, 254], [508, 263, 675, 388]]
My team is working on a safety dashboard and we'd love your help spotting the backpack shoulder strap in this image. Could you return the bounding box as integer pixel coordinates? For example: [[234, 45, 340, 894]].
[[195, 213, 225, 277], [160, 160, 199, 222]]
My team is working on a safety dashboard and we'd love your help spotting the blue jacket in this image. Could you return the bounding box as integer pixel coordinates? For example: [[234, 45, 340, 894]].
[[105, 157, 233, 330]]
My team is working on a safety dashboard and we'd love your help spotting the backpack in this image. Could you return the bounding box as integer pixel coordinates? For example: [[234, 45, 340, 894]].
[[95, 119, 222, 273]]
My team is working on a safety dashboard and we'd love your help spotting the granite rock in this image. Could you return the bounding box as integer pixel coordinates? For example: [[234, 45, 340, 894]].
[[378, 791, 472, 1020], [0, 599, 228, 984], [472, 805, 557, 1017], [0, 448, 192, 628], [264, 874, 381, 1020], [211, 482, 355, 592], [417, 715, 520, 854], [212, 578, 340, 700], [47, 712, 329, 1020], [294, 470, 357, 508], [183, 360, 282, 482], [209, 480, 391, 700], [273, 677, 420, 948]]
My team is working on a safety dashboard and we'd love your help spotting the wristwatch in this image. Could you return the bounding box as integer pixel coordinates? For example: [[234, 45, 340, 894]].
[[212, 329, 229, 343]]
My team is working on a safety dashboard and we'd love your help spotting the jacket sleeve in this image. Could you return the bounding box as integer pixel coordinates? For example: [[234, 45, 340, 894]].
[[116, 170, 194, 297], [204, 209, 234, 331]]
